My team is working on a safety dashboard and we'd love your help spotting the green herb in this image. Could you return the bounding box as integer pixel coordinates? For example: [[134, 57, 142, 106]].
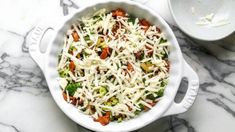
[[65, 82, 81, 96]]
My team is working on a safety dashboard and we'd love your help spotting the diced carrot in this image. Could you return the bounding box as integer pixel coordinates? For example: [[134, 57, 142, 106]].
[[100, 47, 110, 59], [95, 112, 111, 126], [69, 61, 75, 73], [112, 8, 126, 17], [62, 92, 82, 105], [139, 19, 151, 32], [72, 31, 80, 42], [127, 62, 134, 72]]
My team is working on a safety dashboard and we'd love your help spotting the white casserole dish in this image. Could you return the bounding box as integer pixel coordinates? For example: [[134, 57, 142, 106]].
[[29, 0, 199, 131]]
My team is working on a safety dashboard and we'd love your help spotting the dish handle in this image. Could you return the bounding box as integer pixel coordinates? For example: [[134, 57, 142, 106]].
[[163, 60, 199, 117], [29, 21, 55, 72]]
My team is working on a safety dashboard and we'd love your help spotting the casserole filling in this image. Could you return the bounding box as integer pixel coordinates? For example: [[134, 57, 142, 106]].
[[57, 8, 170, 126]]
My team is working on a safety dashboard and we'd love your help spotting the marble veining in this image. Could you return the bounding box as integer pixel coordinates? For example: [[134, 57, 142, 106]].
[[0, 0, 234, 132]]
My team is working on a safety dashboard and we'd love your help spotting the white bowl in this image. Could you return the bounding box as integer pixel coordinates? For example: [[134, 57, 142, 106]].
[[29, 0, 199, 131], [168, 0, 235, 41]]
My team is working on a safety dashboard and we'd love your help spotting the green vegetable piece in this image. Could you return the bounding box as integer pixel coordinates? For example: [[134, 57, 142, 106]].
[[146, 94, 155, 100], [103, 102, 111, 111], [92, 15, 102, 23], [58, 68, 69, 78], [159, 38, 167, 44], [110, 115, 114, 121], [156, 88, 164, 97], [99, 86, 108, 97], [139, 103, 145, 110], [65, 82, 81, 96], [128, 16, 136, 24], [142, 78, 146, 83], [162, 53, 168, 59], [110, 97, 119, 106], [160, 80, 168, 87], [84, 35, 90, 41], [134, 110, 141, 115], [117, 117, 123, 123]]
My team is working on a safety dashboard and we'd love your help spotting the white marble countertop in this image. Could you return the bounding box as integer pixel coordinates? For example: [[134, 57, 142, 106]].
[[0, 0, 235, 132]]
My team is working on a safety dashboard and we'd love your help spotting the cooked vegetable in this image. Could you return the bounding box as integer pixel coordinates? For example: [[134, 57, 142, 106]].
[[99, 86, 108, 97], [140, 62, 154, 72], [65, 82, 81, 96], [100, 47, 110, 59], [112, 8, 126, 17], [69, 61, 76, 73], [127, 62, 134, 72], [139, 19, 151, 31], [159, 38, 167, 44], [72, 31, 80, 42], [95, 112, 111, 126], [128, 16, 136, 24]]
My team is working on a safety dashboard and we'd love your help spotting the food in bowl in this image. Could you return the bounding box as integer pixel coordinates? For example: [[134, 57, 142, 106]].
[[57, 8, 170, 126]]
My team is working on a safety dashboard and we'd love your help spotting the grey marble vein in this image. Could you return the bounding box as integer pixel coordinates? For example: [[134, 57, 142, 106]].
[[0, 122, 20, 132], [21, 27, 35, 53], [207, 98, 235, 118], [0, 52, 48, 96]]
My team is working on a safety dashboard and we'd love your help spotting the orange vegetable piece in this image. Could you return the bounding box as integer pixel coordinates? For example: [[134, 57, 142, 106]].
[[139, 19, 151, 31], [69, 61, 75, 73], [95, 112, 111, 126], [100, 47, 110, 59], [112, 8, 126, 17], [72, 31, 80, 42], [127, 62, 134, 72]]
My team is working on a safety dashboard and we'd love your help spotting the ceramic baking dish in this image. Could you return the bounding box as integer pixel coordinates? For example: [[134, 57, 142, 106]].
[[29, 0, 199, 131]]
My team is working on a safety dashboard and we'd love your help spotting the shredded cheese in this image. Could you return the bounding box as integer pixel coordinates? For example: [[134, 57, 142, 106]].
[[57, 8, 170, 123]]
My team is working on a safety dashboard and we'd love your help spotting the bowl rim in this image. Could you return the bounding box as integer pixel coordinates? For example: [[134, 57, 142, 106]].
[[167, 0, 235, 41], [43, 0, 184, 131]]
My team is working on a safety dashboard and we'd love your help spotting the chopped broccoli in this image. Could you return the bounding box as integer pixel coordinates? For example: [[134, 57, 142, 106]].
[[99, 86, 108, 97], [65, 82, 81, 96], [128, 16, 136, 24], [156, 88, 164, 97]]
